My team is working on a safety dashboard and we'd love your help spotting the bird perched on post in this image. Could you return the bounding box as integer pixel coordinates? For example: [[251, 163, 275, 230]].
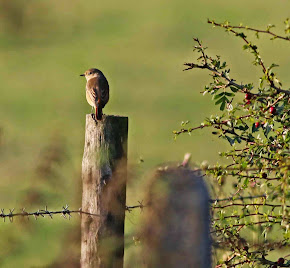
[[80, 68, 109, 121]]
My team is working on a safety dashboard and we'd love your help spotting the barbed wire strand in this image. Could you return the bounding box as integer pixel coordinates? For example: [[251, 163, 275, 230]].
[[0, 194, 284, 222]]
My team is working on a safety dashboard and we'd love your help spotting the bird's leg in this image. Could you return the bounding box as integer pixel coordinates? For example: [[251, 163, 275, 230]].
[[90, 106, 97, 124]]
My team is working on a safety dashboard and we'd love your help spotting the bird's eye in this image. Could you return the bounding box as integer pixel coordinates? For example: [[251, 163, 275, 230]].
[[89, 72, 92, 75]]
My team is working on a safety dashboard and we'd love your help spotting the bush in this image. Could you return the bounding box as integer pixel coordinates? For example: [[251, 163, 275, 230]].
[[174, 19, 290, 267]]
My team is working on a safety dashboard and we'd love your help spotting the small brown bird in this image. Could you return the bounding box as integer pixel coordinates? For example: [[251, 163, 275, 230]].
[[80, 68, 109, 120]]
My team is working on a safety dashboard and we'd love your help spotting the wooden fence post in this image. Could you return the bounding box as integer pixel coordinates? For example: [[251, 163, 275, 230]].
[[140, 166, 211, 268], [81, 115, 128, 268]]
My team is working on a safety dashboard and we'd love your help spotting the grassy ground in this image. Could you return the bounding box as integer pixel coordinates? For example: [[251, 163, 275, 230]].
[[0, 0, 289, 267]]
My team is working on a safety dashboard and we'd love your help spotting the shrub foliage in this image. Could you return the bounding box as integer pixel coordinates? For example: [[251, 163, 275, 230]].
[[174, 19, 290, 267]]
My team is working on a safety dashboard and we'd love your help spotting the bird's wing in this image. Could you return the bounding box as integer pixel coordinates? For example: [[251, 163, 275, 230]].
[[86, 76, 109, 108], [98, 75, 109, 107], [86, 79, 99, 107]]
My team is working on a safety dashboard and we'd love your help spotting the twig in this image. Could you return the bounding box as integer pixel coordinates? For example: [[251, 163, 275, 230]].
[[206, 20, 290, 95], [257, 256, 290, 267], [208, 19, 290, 41], [212, 220, 282, 233], [212, 203, 290, 209], [210, 194, 266, 203]]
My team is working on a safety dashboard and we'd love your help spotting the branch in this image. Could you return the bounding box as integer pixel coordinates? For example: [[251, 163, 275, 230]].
[[173, 115, 253, 136], [184, 62, 243, 91], [208, 19, 290, 41], [206, 20, 290, 95], [210, 194, 266, 203], [212, 203, 290, 209], [212, 220, 282, 233], [184, 61, 290, 95], [213, 212, 289, 222], [257, 256, 290, 267]]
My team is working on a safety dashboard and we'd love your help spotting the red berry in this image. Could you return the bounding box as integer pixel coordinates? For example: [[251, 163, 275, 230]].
[[255, 122, 260, 128], [243, 245, 249, 251], [277, 258, 284, 265], [245, 93, 252, 100], [245, 100, 251, 105], [269, 106, 276, 114]]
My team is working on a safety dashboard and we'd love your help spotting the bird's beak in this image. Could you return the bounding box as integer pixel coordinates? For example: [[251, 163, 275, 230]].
[[80, 74, 85, 77]]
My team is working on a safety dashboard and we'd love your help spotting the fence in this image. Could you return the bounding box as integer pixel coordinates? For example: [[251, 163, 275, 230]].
[[1, 114, 286, 267]]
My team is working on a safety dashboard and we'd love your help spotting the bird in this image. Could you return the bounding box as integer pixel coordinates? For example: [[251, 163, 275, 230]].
[[80, 68, 109, 121]]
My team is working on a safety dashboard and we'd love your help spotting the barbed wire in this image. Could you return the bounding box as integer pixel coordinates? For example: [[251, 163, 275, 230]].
[[0, 203, 144, 222], [0, 205, 100, 222], [0, 194, 281, 222]]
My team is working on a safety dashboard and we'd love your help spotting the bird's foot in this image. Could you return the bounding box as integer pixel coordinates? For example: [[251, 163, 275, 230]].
[[91, 113, 98, 124]]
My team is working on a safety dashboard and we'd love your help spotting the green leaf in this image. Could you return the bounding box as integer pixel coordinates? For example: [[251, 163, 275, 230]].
[[269, 63, 279, 69], [263, 125, 272, 137], [252, 123, 259, 133], [243, 44, 249, 50], [240, 162, 248, 169], [214, 92, 225, 99], [225, 135, 235, 146], [236, 124, 249, 131], [230, 86, 239, 92], [220, 100, 226, 111], [237, 32, 247, 39], [243, 177, 249, 189], [224, 92, 235, 97], [235, 136, 242, 143], [215, 97, 225, 105]]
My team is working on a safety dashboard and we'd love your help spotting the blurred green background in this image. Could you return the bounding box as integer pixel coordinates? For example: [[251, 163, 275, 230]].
[[0, 0, 289, 267]]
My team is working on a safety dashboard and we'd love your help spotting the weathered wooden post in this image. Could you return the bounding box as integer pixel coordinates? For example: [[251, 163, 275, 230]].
[[140, 166, 211, 268], [81, 115, 128, 268]]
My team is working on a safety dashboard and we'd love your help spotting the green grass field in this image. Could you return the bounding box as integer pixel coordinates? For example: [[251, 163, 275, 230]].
[[0, 0, 289, 266]]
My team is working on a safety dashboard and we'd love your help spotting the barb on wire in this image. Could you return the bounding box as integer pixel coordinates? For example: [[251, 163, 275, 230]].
[[126, 200, 145, 212]]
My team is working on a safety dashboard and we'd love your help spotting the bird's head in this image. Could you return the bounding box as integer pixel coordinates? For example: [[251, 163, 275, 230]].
[[80, 68, 103, 81]]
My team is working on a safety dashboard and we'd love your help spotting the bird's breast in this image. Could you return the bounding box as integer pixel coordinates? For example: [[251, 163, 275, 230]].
[[86, 89, 96, 107]]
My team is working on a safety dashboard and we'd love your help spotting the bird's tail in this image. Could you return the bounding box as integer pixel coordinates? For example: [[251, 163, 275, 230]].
[[95, 105, 103, 120]]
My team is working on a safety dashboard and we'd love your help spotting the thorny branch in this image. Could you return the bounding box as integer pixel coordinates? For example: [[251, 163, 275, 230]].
[[207, 19, 290, 41], [207, 20, 290, 95], [210, 194, 266, 203], [212, 202, 290, 209], [184, 35, 290, 95], [212, 220, 282, 233], [257, 256, 290, 267], [180, 19, 290, 268], [173, 115, 253, 136]]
